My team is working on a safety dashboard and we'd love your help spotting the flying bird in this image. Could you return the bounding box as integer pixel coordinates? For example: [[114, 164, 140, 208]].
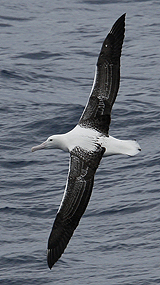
[[32, 14, 141, 269]]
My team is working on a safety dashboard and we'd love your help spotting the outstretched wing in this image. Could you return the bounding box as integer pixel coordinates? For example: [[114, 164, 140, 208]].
[[79, 14, 125, 135], [47, 146, 105, 269]]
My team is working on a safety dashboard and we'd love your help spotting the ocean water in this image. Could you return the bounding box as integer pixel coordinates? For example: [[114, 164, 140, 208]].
[[1, 0, 160, 284]]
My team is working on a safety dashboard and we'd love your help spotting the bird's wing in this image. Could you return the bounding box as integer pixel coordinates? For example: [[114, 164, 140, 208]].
[[47, 145, 105, 269], [78, 14, 125, 135]]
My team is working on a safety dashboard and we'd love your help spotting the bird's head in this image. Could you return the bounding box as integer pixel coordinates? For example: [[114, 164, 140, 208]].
[[31, 135, 58, 152]]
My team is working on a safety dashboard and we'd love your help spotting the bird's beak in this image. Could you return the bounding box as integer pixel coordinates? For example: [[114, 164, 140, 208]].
[[31, 141, 46, 152]]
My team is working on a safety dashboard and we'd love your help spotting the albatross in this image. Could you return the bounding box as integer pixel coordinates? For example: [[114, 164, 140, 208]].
[[32, 14, 141, 269]]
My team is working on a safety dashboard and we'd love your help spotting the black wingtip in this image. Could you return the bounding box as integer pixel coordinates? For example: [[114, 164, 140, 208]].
[[110, 13, 126, 29], [47, 249, 56, 269], [116, 13, 126, 23], [97, 13, 126, 67], [121, 13, 126, 18], [47, 249, 52, 269], [109, 13, 126, 39]]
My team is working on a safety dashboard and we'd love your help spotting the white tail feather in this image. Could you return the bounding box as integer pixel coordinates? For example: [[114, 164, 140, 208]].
[[101, 136, 141, 157]]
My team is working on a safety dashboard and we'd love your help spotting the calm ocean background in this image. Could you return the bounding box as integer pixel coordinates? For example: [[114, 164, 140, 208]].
[[1, 0, 160, 284]]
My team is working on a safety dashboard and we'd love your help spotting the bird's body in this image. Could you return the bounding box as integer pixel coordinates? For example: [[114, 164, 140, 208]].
[[35, 124, 140, 157], [31, 14, 141, 269]]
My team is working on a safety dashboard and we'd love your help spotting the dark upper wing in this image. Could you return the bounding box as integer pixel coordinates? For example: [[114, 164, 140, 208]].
[[47, 146, 105, 269], [78, 14, 125, 135]]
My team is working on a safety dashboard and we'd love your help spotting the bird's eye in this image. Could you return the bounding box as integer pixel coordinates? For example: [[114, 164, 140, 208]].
[[49, 139, 52, 141]]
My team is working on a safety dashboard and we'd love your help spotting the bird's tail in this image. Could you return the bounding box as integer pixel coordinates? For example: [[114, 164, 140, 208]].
[[102, 136, 141, 156], [119, 139, 141, 156]]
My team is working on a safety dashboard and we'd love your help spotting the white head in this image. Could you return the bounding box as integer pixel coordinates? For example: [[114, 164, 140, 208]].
[[31, 135, 60, 152]]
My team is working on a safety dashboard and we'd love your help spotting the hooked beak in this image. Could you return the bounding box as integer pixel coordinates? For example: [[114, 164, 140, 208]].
[[31, 141, 46, 152]]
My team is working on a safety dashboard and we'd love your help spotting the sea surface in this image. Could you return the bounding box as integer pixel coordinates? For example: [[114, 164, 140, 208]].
[[1, 1, 160, 284]]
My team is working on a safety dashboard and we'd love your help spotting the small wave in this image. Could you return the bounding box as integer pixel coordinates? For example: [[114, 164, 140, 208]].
[[86, 202, 158, 217], [0, 205, 56, 219], [0, 15, 34, 21], [14, 51, 63, 60], [0, 159, 38, 169], [1, 69, 50, 83], [0, 23, 12, 27], [1, 69, 25, 80]]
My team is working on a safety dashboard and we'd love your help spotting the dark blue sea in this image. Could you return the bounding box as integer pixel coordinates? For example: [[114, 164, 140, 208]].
[[1, 1, 160, 284]]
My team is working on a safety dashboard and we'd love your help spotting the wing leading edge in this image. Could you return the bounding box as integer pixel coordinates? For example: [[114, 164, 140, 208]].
[[47, 146, 105, 269], [79, 14, 125, 135]]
